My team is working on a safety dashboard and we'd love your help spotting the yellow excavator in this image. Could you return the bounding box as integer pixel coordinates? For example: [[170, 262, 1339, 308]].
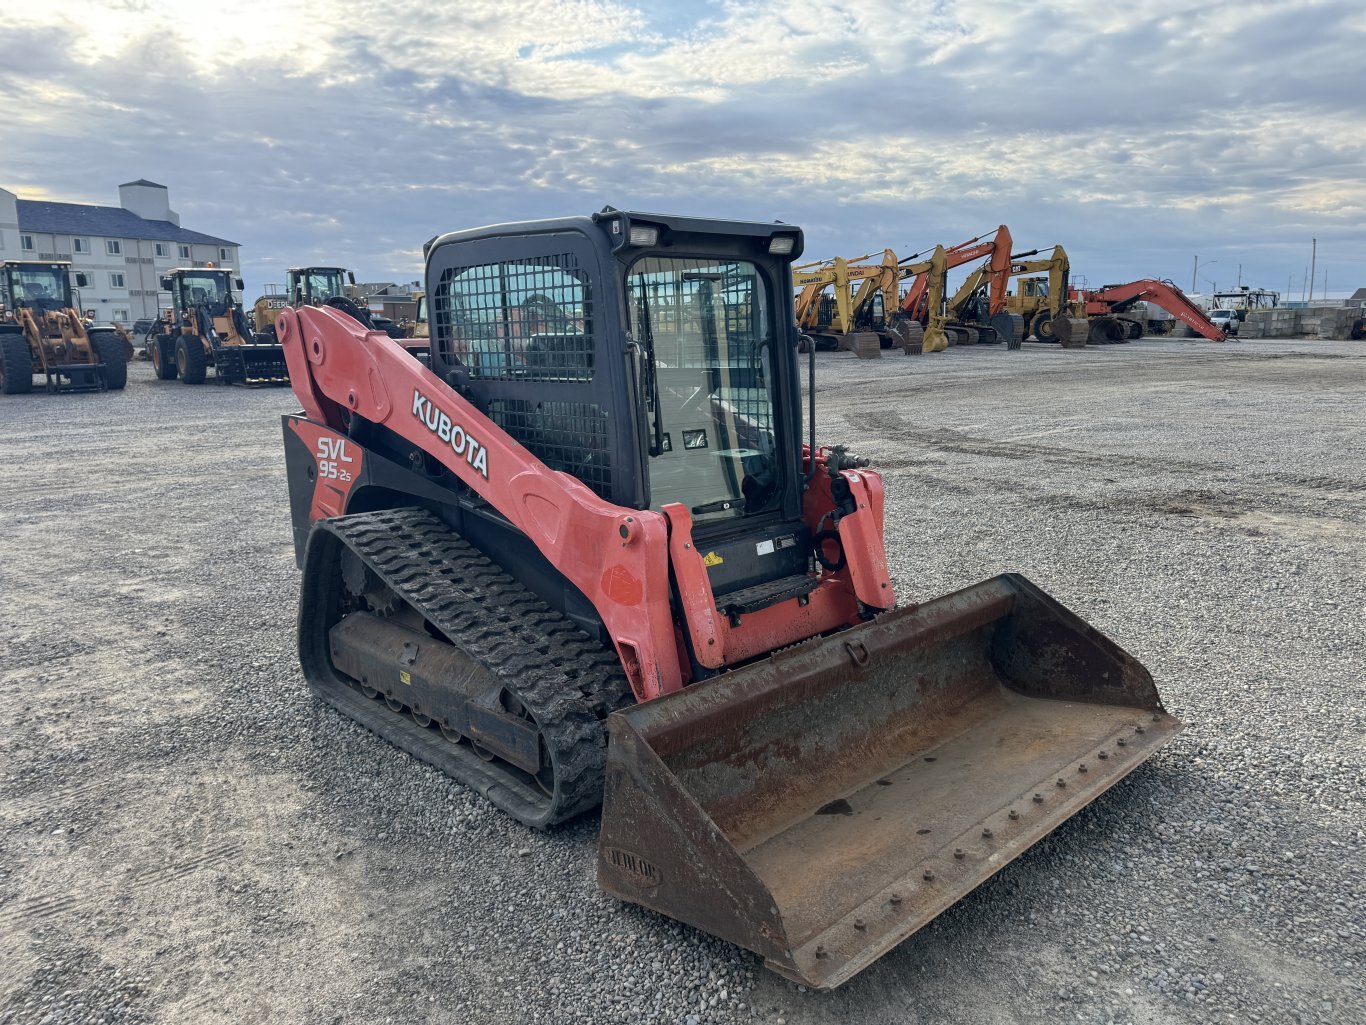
[[0, 260, 128, 393], [793, 256, 885, 355], [796, 247, 951, 356], [999, 246, 1088, 345]]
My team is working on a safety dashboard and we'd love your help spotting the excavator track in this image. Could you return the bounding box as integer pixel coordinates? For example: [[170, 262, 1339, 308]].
[[297, 507, 632, 828]]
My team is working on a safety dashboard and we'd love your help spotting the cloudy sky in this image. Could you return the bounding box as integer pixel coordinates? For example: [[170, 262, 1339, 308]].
[[4, 0, 1364, 301]]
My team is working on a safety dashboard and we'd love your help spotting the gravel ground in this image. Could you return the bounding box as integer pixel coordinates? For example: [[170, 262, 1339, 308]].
[[1, 337, 1362, 1025]]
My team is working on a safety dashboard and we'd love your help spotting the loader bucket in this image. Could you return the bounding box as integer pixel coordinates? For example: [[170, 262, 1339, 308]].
[[597, 574, 1180, 990]]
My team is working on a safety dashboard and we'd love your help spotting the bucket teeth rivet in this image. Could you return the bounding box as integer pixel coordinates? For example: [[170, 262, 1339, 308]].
[[1117, 738, 1128, 747], [854, 918, 866, 930], [890, 893, 902, 905], [1009, 810, 1019, 820], [1152, 713, 1161, 722], [1136, 725, 1146, 734], [923, 870, 935, 881], [982, 828, 993, 838], [1056, 778, 1067, 788], [1079, 763, 1088, 773], [815, 945, 828, 958], [954, 848, 965, 859], [1098, 750, 1109, 760], [1033, 793, 1044, 803]]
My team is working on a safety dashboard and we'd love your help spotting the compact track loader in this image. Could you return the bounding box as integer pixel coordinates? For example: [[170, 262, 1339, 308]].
[[147, 268, 289, 385], [279, 208, 1180, 988], [0, 260, 128, 393]]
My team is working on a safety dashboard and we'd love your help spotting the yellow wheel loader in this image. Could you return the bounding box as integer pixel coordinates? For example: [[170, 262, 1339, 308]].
[[252, 266, 358, 343], [146, 268, 289, 385], [0, 260, 128, 394]]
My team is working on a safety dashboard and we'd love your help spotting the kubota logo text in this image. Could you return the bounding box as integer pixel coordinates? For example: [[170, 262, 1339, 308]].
[[412, 389, 489, 479]]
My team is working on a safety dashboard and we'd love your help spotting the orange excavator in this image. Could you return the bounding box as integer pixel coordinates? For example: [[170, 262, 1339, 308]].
[[1074, 279, 1227, 342], [897, 226, 1015, 350]]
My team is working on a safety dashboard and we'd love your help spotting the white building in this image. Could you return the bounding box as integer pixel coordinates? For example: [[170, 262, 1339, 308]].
[[0, 180, 240, 324]]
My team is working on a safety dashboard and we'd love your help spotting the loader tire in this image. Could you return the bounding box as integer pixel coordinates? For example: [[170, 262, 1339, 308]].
[[1032, 310, 1056, 342], [89, 332, 128, 390], [298, 508, 633, 829], [0, 333, 34, 394], [176, 335, 208, 385], [150, 336, 178, 380]]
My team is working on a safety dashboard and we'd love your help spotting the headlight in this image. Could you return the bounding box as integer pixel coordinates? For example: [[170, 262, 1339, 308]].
[[629, 225, 659, 247], [768, 235, 796, 255]]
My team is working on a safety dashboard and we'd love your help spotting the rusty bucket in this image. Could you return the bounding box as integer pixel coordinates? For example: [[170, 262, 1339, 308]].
[[597, 574, 1180, 989]]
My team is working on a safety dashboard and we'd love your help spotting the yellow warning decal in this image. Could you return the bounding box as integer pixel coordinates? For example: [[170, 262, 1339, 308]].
[[399, 670, 412, 685], [702, 551, 724, 567]]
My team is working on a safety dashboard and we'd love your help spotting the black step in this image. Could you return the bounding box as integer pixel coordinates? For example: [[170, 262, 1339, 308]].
[[717, 573, 819, 621]]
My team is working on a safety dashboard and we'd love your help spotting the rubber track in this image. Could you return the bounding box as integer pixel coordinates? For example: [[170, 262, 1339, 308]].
[[309, 508, 632, 828]]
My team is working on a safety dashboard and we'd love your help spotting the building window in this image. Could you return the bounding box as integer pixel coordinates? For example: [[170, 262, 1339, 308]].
[[178, 245, 191, 260], [155, 243, 169, 257], [21, 234, 34, 251], [106, 240, 122, 256], [74, 272, 92, 288], [74, 238, 89, 254], [109, 273, 126, 289], [218, 248, 232, 263]]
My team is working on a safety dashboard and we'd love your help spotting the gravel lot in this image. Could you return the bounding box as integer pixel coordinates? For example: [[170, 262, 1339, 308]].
[[1, 337, 1362, 1025]]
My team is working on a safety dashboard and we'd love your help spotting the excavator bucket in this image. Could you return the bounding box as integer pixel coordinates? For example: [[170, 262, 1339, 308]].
[[597, 574, 1180, 990]]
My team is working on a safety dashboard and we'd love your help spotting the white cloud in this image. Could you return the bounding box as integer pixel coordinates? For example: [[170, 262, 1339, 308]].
[[1, 0, 1363, 297]]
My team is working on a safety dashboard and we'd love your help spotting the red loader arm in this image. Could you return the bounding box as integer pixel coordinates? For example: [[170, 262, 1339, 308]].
[[279, 306, 892, 701], [1085, 279, 1226, 341]]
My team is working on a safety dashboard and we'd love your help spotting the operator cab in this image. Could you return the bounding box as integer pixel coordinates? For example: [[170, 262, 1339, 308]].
[[2, 261, 74, 316], [425, 209, 814, 618], [162, 268, 240, 317], [287, 267, 354, 306]]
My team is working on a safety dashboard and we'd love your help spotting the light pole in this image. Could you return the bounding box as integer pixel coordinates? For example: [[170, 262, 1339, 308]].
[[1194, 260, 1218, 295]]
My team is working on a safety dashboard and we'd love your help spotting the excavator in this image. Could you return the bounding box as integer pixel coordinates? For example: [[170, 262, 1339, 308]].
[[1075, 280, 1226, 342], [276, 207, 1180, 989], [793, 255, 886, 355], [146, 267, 289, 385], [0, 259, 128, 393], [896, 226, 1014, 352]]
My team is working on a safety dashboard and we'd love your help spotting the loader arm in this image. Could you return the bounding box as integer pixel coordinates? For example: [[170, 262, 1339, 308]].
[[279, 305, 890, 701], [1087, 279, 1226, 341]]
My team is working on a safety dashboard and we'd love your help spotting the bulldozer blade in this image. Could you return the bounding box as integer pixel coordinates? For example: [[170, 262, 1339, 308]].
[[597, 573, 1180, 990]]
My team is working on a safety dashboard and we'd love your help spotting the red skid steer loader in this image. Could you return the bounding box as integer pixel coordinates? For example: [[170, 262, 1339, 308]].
[[278, 208, 1180, 989]]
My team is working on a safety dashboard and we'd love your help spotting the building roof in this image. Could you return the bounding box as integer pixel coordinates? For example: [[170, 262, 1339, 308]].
[[15, 200, 239, 247], [1350, 287, 1366, 301], [119, 178, 165, 189]]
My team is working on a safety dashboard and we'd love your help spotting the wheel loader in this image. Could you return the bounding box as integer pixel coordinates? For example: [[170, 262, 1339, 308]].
[[252, 266, 358, 342], [278, 207, 1180, 989], [0, 260, 128, 394], [255, 266, 431, 364], [146, 268, 289, 385]]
